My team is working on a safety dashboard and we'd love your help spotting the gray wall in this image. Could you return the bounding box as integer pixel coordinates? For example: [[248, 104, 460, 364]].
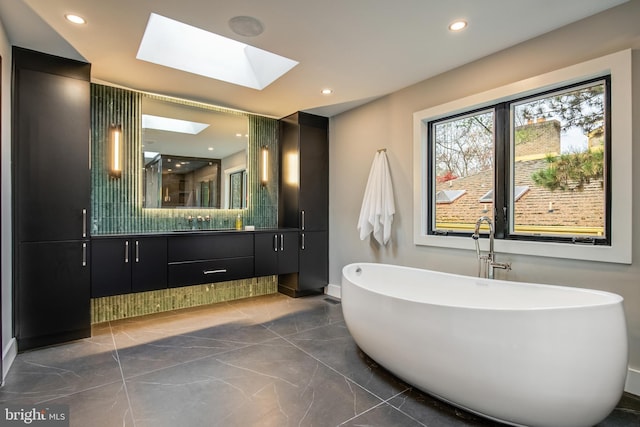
[[329, 0, 640, 378]]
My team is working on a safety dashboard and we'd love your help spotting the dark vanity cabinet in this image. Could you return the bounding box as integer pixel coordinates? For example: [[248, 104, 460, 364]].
[[12, 47, 92, 350], [168, 233, 254, 287], [279, 112, 329, 297], [91, 236, 168, 297], [18, 242, 90, 350], [254, 230, 299, 277]]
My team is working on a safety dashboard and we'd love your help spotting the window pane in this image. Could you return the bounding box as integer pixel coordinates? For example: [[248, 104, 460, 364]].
[[511, 81, 606, 238], [432, 110, 494, 232], [229, 171, 244, 209]]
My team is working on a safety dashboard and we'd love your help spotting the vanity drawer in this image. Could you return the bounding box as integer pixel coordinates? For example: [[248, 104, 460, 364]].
[[168, 256, 254, 287], [168, 234, 253, 262]]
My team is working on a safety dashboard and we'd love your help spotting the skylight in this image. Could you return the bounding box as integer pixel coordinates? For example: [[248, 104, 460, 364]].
[[436, 190, 466, 204], [136, 13, 299, 90], [479, 186, 530, 202], [142, 114, 209, 134]]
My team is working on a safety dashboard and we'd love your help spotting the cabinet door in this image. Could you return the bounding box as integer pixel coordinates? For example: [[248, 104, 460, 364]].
[[278, 231, 299, 275], [298, 231, 328, 290], [16, 68, 90, 242], [298, 124, 328, 231], [91, 239, 131, 297], [17, 241, 90, 350], [254, 233, 279, 277], [132, 237, 167, 292]]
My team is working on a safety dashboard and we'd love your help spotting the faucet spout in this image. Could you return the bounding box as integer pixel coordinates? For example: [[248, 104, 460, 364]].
[[472, 216, 510, 279]]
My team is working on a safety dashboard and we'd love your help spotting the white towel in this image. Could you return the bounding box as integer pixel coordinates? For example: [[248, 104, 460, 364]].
[[357, 151, 396, 245]]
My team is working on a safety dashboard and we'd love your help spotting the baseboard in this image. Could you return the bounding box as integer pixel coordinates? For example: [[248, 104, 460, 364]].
[[325, 283, 341, 299], [625, 367, 640, 396], [2, 338, 17, 384]]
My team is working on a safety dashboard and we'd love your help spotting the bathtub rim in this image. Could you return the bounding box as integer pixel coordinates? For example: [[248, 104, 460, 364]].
[[341, 262, 624, 312]]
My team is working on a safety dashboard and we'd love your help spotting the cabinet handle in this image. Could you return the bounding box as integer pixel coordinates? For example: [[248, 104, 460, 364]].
[[82, 242, 87, 267], [273, 234, 278, 252], [82, 209, 87, 238], [280, 234, 284, 251], [124, 241, 129, 263], [301, 233, 305, 250], [135, 240, 139, 263], [301, 210, 305, 230], [204, 269, 227, 275]]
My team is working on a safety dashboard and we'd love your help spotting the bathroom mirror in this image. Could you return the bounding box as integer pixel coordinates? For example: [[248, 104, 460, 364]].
[[141, 95, 248, 209]]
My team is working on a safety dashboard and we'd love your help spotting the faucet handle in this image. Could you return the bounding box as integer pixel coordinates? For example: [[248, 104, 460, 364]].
[[492, 261, 511, 271]]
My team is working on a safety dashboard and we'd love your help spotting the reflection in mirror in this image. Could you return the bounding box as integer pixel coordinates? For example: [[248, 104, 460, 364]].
[[141, 95, 248, 209]]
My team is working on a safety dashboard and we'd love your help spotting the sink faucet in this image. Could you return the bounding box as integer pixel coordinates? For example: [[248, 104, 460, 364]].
[[472, 216, 511, 279]]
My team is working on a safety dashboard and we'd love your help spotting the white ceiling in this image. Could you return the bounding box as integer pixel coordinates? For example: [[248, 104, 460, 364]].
[[0, 0, 629, 118]]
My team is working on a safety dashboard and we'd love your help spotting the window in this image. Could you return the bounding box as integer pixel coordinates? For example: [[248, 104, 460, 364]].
[[413, 50, 632, 264], [429, 78, 610, 243], [229, 170, 247, 209]]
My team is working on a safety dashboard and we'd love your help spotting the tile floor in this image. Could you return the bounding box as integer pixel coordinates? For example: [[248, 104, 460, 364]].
[[1, 293, 639, 426]]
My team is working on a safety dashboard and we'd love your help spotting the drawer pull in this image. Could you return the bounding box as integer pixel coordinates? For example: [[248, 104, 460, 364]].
[[82, 209, 87, 238], [204, 269, 227, 275]]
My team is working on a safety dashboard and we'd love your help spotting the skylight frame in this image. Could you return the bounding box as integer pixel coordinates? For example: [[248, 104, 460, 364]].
[[136, 13, 299, 90], [142, 114, 209, 135]]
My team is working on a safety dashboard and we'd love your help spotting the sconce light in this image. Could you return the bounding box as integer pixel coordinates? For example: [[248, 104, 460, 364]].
[[285, 152, 299, 185], [261, 146, 269, 186], [108, 124, 123, 178]]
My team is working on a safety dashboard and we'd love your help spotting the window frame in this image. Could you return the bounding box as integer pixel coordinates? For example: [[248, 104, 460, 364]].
[[427, 77, 611, 244], [413, 50, 632, 264]]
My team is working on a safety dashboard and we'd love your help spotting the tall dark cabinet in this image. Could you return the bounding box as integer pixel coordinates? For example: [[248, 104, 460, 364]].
[[12, 47, 91, 350], [279, 112, 329, 297]]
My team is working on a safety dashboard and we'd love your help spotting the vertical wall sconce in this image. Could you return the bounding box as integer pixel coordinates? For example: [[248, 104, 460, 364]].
[[261, 146, 269, 186], [285, 152, 299, 185], [108, 124, 123, 178]]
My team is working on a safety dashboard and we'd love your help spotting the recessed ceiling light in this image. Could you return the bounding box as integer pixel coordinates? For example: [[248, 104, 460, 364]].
[[142, 114, 209, 134], [208, 147, 214, 151], [448, 20, 467, 32], [321, 88, 333, 95], [65, 14, 86, 25], [137, 13, 298, 90]]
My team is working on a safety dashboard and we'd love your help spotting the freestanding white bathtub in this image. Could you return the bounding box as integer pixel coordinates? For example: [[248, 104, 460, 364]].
[[341, 263, 628, 427]]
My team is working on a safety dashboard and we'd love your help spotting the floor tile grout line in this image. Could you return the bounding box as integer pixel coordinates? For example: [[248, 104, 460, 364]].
[[265, 322, 413, 419], [278, 327, 429, 427], [113, 333, 287, 382], [336, 395, 429, 427], [108, 321, 137, 427], [8, 378, 127, 406]]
